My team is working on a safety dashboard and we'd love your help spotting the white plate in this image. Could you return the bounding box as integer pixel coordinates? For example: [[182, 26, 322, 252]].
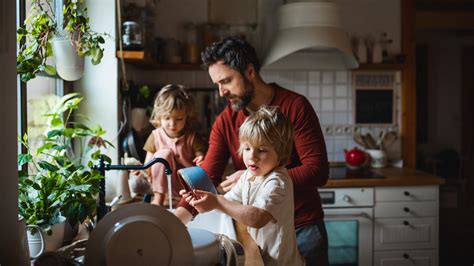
[[85, 203, 193, 266]]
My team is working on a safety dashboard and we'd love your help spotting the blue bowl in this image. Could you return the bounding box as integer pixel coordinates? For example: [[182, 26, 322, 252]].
[[177, 166, 217, 194]]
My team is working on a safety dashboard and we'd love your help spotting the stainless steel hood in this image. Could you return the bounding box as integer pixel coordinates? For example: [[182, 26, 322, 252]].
[[262, 0, 359, 70]]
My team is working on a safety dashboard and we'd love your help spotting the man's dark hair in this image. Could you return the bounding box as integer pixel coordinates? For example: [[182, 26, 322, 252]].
[[201, 36, 261, 75]]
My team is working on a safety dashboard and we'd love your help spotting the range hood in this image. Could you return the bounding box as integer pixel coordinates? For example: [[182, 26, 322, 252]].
[[262, 0, 359, 70]]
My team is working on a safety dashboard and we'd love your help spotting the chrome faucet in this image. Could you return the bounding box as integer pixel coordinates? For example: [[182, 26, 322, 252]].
[[94, 156, 172, 221]]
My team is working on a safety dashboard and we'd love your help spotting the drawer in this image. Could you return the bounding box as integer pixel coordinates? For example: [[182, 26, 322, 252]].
[[319, 187, 374, 207], [374, 250, 438, 266], [374, 217, 438, 250], [376, 186, 438, 203], [374, 202, 438, 218]]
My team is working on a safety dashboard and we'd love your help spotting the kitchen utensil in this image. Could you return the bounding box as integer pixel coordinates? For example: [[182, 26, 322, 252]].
[[344, 147, 369, 170], [381, 131, 397, 149], [363, 133, 378, 149], [353, 132, 368, 148], [188, 228, 222, 266], [178, 166, 217, 194]]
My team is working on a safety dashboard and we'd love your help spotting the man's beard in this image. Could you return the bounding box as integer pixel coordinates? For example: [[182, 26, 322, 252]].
[[229, 78, 254, 111]]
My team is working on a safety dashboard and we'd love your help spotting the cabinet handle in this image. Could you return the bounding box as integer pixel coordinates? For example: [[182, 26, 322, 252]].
[[403, 253, 410, 259], [403, 220, 410, 226], [403, 207, 410, 213], [404, 191, 411, 196]]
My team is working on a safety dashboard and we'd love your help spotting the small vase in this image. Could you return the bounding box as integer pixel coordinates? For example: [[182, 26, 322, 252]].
[[52, 37, 85, 81]]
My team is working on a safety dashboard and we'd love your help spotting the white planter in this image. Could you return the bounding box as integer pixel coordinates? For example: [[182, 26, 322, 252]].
[[27, 216, 66, 258], [52, 38, 85, 81]]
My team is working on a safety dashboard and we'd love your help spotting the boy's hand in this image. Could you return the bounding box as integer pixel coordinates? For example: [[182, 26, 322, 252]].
[[189, 190, 217, 213], [219, 170, 244, 192], [193, 155, 204, 166]]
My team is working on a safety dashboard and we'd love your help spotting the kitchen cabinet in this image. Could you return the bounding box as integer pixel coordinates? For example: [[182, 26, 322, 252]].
[[373, 186, 439, 266]]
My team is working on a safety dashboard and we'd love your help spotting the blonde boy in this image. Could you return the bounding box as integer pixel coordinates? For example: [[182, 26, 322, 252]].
[[183, 106, 304, 265]]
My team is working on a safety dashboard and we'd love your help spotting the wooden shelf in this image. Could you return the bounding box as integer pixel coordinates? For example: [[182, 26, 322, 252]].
[[357, 63, 405, 70], [116, 51, 203, 70]]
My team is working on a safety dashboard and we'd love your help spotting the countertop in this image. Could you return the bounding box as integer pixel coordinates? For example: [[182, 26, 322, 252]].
[[324, 167, 445, 188]]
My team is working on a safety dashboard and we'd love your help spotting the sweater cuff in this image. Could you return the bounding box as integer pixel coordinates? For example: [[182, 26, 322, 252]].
[[177, 197, 199, 217]]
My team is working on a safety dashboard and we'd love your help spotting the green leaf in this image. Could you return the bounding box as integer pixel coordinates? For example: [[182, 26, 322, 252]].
[[47, 129, 63, 138], [44, 65, 56, 76], [37, 161, 59, 172], [18, 154, 32, 167]]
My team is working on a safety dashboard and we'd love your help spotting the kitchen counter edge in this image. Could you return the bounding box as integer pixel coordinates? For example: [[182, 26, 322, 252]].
[[323, 167, 445, 188]]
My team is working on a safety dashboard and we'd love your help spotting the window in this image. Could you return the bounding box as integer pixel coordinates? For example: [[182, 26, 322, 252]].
[[18, 0, 66, 154]]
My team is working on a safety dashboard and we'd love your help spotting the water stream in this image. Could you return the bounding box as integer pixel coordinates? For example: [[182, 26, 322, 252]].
[[167, 174, 172, 210]]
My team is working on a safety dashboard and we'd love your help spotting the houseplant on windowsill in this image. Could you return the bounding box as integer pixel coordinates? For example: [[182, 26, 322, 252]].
[[18, 93, 112, 255], [16, 0, 106, 82]]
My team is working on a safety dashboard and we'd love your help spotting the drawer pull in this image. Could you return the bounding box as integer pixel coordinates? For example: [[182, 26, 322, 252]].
[[403, 253, 410, 259], [403, 207, 410, 213], [404, 191, 411, 196], [403, 220, 410, 226]]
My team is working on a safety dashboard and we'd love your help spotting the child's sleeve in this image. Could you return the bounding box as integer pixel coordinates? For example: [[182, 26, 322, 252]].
[[143, 132, 157, 153]]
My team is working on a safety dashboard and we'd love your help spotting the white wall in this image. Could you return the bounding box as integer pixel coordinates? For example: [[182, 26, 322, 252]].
[[76, 0, 119, 164], [0, 0, 20, 264]]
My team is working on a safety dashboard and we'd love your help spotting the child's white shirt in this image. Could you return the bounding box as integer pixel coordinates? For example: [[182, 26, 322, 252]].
[[224, 166, 305, 266]]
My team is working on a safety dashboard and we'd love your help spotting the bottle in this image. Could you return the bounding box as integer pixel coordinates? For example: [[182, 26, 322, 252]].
[[371, 40, 383, 63], [184, 23, 199, 64], [355, 37, 367, 63]]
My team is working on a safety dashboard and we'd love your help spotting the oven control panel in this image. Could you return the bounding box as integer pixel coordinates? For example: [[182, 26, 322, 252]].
[[319, 187, 374, 207]]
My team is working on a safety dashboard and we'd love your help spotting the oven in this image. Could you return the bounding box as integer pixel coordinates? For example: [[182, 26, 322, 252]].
[[320, 187, 374, 266]]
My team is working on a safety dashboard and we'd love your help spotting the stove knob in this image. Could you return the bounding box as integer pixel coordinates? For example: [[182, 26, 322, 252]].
[[342, 195, 351, 203]]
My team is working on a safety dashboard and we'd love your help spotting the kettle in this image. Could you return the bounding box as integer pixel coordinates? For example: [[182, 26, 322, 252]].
[[344, 147, 369, 170]]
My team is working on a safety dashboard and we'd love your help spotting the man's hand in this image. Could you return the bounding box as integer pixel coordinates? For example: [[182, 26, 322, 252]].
[[219, 170, 244, 192], [189, 190, 218, 213], [193, 155, 204, 166]]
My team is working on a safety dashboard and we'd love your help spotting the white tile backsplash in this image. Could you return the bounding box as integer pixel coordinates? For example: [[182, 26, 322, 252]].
[[321, 85, 334, 98], [308, 84, 321, 98], [321, 99, 334, 112], [335, 84, 349, 97], [308, 71, 321, 84], [322, 71, 335, 84]]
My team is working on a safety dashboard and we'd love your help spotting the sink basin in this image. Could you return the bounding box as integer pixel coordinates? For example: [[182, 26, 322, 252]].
[[186, 210, 237, 240]]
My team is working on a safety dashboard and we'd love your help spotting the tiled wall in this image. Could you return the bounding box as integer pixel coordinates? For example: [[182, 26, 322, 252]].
[[261, 70, 355, 162], [130, 67, 401, 162]]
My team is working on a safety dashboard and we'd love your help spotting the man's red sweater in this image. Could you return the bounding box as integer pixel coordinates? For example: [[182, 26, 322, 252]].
[[179, 84, 329, 228]]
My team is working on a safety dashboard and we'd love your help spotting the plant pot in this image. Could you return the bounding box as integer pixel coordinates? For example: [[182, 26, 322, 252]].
[[27, 216, 66, 258], [52, 38, 85, 81], [63, 220, 79, 244]]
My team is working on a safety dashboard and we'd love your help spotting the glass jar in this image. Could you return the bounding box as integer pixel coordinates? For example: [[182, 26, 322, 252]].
[[184, 23, 199, 64], [122, 21, 143, 51]]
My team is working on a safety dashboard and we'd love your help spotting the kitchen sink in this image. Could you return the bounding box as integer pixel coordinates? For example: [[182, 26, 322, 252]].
[[186, 210, 237, 240]]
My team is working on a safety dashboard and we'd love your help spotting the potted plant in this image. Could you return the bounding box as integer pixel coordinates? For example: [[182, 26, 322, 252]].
[[18, 93, 112, 254], [16, 0, 106, 82]]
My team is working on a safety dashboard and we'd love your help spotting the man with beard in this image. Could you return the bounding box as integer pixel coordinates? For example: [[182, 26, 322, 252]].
[[175, 37, 329, 265]]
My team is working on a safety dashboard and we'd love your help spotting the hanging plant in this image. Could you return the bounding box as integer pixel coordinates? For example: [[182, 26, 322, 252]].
[[17, 0, 106, 82]]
